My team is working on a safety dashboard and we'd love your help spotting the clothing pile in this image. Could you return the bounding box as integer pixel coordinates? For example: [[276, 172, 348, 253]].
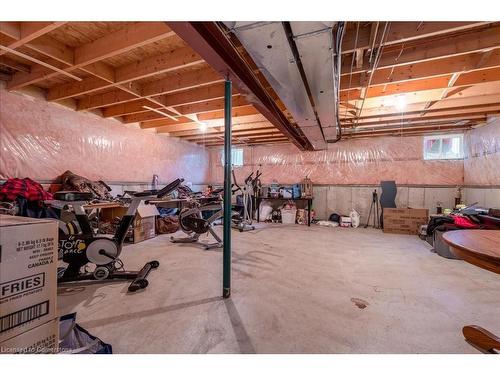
[[60, 170, 113, 201], [0, 178, 56, 218], [156, 215, 179, 234], [427, 211, 500, 237], [176, 184, 193, 199]]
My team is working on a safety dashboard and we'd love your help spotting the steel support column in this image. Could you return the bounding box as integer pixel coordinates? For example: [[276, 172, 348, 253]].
[[222, 78, 232, 299]]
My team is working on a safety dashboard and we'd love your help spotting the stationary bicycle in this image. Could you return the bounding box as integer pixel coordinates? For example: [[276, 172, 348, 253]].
[[55, 179, 183, 292], [231, 170, 261, 232], [170, 189, 224, 250]]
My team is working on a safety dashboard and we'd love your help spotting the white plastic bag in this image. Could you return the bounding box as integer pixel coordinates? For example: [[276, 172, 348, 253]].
[[259, 201, 273, 221], [350, 209, 360, 228]]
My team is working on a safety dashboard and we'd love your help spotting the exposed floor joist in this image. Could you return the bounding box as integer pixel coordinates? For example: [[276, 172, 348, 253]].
[[0, 21, 498, 146]]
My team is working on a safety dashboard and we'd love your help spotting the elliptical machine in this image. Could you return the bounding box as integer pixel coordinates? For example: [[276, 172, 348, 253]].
[[55, 179, 183, 292], [170, 188, 224, 250], [231, 170, 261, 232]]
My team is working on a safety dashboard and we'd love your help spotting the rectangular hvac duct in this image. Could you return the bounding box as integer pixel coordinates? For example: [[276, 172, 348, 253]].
[[225, 21, 339, 150]]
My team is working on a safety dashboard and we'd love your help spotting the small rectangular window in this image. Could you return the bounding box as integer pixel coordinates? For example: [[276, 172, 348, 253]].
[[221, 148, 244, 167], [423, 134, 464, 160]]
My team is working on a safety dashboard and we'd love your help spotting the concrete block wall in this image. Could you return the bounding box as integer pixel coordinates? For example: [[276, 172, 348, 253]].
[[310, 185, 460, 224], [463, 187, 500, 209]]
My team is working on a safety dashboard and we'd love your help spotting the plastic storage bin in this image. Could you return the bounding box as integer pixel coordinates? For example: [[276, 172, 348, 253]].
[[280, 209, 297, 224]]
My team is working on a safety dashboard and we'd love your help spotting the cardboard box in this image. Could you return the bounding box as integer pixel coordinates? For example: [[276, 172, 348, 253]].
[[383, 208, 429, 235], [0, 318, 59, 354], [100, 204, 159, 243], [0, 215, 58, 342]]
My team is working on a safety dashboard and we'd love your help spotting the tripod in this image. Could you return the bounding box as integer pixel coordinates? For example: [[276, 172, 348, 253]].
[[364, 189, 380, 229]]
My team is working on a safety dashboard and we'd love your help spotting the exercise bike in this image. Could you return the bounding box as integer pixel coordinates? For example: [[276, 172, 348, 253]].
[[170, 188, 224, 250], [231, 170, 262, 232], [55, 179, 183, 292]]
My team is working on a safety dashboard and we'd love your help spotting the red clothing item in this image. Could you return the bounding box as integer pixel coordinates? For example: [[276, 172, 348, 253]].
[[0, 178, 53, 202], [452, 215, 480, 229]]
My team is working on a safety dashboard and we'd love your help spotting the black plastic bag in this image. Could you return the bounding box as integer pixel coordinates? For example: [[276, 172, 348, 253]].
[[59, 313, 112, 354]]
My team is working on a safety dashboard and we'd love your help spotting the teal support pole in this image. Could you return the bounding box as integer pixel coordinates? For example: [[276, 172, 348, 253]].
[[223, 78, 232, 299]]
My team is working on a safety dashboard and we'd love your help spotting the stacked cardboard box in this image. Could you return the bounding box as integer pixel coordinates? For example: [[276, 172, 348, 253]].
[[0, 215, 59, 354], [100, 204, 159, 243], [383, 208, 429, 235]]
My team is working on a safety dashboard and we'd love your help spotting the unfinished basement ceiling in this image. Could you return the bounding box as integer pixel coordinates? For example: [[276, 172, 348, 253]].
[[224, 21, 339, 150], [1, 21, 499, 148]]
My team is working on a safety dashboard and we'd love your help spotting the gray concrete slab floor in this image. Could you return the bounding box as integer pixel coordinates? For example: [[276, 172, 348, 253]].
[[57, 224, 500, 353]]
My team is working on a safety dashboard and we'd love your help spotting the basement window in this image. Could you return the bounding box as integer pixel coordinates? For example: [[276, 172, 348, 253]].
[[423, 134, 464, 160], [220, 148, 244, 167]]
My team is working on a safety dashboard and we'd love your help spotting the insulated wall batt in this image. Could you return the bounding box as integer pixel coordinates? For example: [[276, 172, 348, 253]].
[[208, 136, 464, 185], [464, 117, 500, 186], [0, 86, 209, 183]]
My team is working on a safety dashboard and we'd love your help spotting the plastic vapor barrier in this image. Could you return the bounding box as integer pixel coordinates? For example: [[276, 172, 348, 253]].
[[464, 118, 500, 186], [209, 136, 464, 185], [0, 86, 209, 184]]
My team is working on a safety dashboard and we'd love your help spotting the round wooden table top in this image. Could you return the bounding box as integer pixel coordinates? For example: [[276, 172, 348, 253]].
[[443, 230, 500, 275]]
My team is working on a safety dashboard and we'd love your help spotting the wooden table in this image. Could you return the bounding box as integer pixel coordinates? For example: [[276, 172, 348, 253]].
[[443, 230, 500, 353]]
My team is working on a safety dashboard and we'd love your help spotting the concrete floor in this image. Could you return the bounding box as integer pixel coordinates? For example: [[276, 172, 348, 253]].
[[57, 224, 500, 353]]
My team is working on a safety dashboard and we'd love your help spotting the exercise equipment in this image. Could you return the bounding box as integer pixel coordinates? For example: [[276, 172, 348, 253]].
[[170, 189, 224, 250], [231, 170, 261, 232], [56, 179, 183, 292]]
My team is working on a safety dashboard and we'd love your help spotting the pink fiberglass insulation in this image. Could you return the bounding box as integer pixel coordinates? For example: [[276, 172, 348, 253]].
[[0, 86, 209, 184], [208, 136, 464, 185], [464, 118, 500, 186]]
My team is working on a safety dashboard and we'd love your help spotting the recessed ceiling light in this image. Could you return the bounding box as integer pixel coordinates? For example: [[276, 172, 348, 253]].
[[199, 122, 208, 132]]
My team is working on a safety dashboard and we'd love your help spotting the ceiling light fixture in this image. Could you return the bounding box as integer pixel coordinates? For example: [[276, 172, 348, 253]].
[[395, 95, 407, 111], [199, 122, 208, 132]]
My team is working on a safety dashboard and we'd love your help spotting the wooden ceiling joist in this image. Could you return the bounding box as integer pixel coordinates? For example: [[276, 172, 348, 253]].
[[198, 137, 290, 147], [341, 22, 490, 54], [121, 95, 248, 123], [46, 46, 204, 101], [166, 123, 275, 137], [341, 50, 500, 91], [6, 22, 177, 90], [341, 101, 500, 122], [179, 128, 280, 141], [0, 22, 66, 54], [1, 21, 498, 146], [102, 82, 231, 118], [340, 67, 500, 101], [341, 25, 500, 76], [76, 65, 223, 112]]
